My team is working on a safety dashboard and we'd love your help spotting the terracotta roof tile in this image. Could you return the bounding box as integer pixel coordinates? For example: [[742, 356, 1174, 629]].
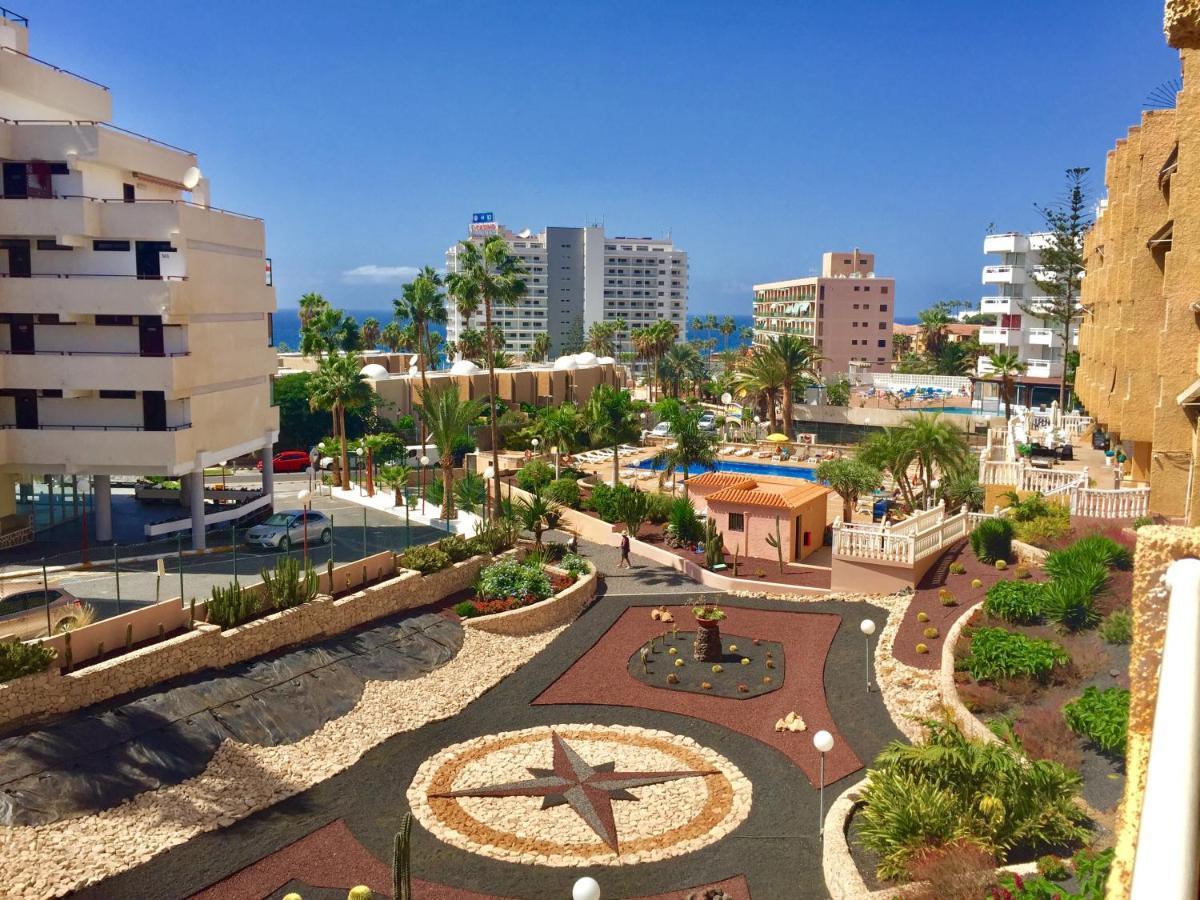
[[706, 481, 830, 509], [685, 472, 757, 490]]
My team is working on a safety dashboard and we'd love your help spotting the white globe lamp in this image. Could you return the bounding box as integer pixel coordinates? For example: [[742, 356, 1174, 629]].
[[572, 877, 601, 900], [813, 729, 834, 836]]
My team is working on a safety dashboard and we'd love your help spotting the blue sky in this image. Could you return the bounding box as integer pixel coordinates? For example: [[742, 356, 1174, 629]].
[[28, 1, 1178, 316]]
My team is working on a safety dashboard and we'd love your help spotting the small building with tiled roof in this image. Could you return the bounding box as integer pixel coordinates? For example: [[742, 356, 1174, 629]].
[[684, 471, 757, 504], [700, 478, 831, 563]]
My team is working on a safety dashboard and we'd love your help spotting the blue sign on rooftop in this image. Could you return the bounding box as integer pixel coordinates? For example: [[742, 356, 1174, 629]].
[[471, 212, 494, 224]]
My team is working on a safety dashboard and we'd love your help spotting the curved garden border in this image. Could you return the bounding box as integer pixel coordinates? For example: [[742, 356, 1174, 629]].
[[938, 599, 999, 744], [463, 562, 598, 635]]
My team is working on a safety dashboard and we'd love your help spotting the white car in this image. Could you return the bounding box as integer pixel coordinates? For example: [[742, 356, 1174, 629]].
[[697, 412, 717, 431], [648, 421, 672, 438]]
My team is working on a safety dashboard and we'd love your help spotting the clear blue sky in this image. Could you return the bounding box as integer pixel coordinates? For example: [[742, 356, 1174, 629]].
[[28, 1, 1178, 316]]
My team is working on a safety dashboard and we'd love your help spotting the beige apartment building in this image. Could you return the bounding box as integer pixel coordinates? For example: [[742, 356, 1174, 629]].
[[752, 249, 895, 379], [0, 12, 278, 548], [1074, 10, 1200, 525]]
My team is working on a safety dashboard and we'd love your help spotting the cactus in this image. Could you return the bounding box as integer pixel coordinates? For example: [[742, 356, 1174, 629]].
[[917, 611, 929, 623], [700, 516, 724, 569], [261, 556, 318, 611], [923, 626, 940, 639], [764, 515, 785, 574], [63, 631, 73, 672], [732, 543, 740, 577], [97, 641, 104, 659], [207, 581, 258, 629], [189, 596, 196, 628], [392, 813, 413, 900], [125, 624, 133, 652], [916, 643, 929, 654], [326, 557, 334, 591], [157, 623, 164, 641]]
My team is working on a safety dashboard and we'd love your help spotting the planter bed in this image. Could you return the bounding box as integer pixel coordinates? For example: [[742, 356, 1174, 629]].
[[635, 522, 832, 589], [58, 624, 189, 675], [457, 561, 598, 635]]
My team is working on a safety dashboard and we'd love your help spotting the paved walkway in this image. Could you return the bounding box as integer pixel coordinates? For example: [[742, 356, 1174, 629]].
[[75, 541, 901, 900]]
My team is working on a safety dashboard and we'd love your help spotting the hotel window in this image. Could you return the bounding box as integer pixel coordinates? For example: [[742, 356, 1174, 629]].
[[879, 304, 888, 311], [881, 286, 889, 294], [728, 512, 745, 532], [878, 321, 887, 329], [878, 339, 887, 348]]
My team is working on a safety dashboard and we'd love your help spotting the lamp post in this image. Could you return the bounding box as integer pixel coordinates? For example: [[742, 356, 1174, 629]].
[[297, 488, 311, 566], [355, 446, 365, 496], [572, 877, 601, 900], [420, 455, 430, 514], [640, 410, 648, 444], [860, 619, 876, 692], [483, 463, 495, 522], [531, 437, 540, 461], [753, 415, 761, 441], [814, 729, 834, 835], [551, 445, 559, 480]]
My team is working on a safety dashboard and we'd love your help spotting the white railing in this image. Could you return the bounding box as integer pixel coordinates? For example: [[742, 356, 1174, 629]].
[[832, 501, 971, 566], [979, 459, 1023, 485], [1021, 466, 1088, 495], [1130, 558, 1200, 899], [1071, 486, 1150, 519], [870, 373, 972, 393]]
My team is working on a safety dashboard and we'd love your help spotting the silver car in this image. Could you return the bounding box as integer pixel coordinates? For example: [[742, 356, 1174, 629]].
[[244, 510, 332, 551], [0, 583, 85, 640]]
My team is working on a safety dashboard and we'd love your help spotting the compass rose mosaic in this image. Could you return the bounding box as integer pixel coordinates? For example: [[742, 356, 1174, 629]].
[[407, 725, 752, 866]]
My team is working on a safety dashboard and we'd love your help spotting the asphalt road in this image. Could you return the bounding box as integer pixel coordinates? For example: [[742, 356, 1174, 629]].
[[49, 488, 445, 618]]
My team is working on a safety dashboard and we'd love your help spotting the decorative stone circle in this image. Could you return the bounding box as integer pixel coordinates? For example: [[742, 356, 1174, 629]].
[[628, 633, 785, 699], [407, 724, 752, 866]]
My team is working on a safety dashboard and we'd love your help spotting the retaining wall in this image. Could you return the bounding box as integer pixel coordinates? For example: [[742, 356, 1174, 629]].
[[464, 562, 598, 635]]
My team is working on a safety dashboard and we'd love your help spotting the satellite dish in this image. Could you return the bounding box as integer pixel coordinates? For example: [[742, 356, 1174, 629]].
[[721, 392, 732, 405], [181, 166, 202, 190]]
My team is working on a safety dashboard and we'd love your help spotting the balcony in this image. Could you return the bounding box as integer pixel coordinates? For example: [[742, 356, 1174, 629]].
[[0, 45, 111, 120], [0, 350, 190, 393], [1024, 358, 1063, 378], [982, 265, 1026, 285], [0, 274, 183, 318], [979, 326, 1019, 346], [0, 425, 189, 474], [983, 233, 1030, 255], [980, 297, 1018, 315], [0, 120, 195, 185], [1027, 328, 1060, 347]]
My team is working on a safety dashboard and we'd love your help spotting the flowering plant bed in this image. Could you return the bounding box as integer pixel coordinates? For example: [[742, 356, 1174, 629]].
[[453, 558, 584, 619]]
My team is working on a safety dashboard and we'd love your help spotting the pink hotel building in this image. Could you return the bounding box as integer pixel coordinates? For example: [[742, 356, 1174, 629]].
[[751, 249, 895, 378]]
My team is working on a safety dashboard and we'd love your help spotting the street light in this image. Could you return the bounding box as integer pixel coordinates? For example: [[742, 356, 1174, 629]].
[[572, 877, 601, 900], [420, 455, 430, 514], [531, 437, 540, 458], [814, 729, 834, 836], [483, 463, 495, 522], [551, 445, 559, 479], [355, 446, 365, 496], [860, 619, 876, 692], [297, 487, 312, 566]]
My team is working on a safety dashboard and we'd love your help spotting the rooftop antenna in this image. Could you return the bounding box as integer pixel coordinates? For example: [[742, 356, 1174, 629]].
[[1144, 77, 1182, 110]]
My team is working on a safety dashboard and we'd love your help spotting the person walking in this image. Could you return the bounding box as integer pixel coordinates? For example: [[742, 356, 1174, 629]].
[[618, 532, 631, 568]]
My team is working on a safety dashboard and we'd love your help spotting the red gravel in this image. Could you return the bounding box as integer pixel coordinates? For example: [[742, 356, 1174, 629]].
[[535, 605, 863, 786], [191, 817, 750, 900]]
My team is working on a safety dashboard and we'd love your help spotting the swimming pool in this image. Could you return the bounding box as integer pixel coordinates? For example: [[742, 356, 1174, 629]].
[[634, 457, 820, 481], [937, 406, 1001, 417]]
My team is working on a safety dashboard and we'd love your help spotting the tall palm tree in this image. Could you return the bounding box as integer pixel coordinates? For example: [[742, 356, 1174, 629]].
[[986, 351, 1027, 420], [739, 326, 754, 346], [732, 350, 785, 433], [761, 334, 824, 440], [704, 314, 718, 349], [652, 406, 717, 497], [381, 321, 404, 352], [658, 342, 703, 399], [584, 384, 640, 486], [917, 303, 953, 358], [689, 316, 706, 341], [536, 402, 581, 477], [859, 427, 919, 511], [395, 267, 448, 456], [361, 317, 381, 351], [528, 332, 552, 363], [446, 235, 528, 516], [308, 351, 373, 489], [419, 383, 485, 521], [585, 321, 618, 357], [719, 315, 736, 352], [651, 320, 677, 397], [631, 326, 653, 399], [905, 413, 970, 508]]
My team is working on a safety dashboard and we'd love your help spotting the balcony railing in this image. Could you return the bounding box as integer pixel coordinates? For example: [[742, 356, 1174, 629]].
[[0, 194, 261, 222], [0, 45, 108, 90], [0, 273, 187, 281], [0, 349, 188, 357], [0, 6, 28, 25], [0, 117, 196, 157], [0, 422, 191, 431]]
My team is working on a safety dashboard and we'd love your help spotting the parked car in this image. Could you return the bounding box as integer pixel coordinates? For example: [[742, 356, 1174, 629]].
[[0, 583, 84, 640], [244, 509, 332, 551], [697, 412, 717, 431], [647, 421, 672, 438], [258, 450, 311, 473]]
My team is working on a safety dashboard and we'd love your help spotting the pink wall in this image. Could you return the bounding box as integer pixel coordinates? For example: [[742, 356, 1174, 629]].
[[817, 276, 895, 377]]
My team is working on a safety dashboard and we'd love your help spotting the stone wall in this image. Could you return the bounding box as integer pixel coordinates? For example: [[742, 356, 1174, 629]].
[[464, 563, 598, 635], [0, 552, 504, 730]]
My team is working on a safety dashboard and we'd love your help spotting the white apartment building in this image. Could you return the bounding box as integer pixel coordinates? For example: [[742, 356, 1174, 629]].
[[0, 11, 278, 549], [445, 220, 687, 358], [976, 231, 1079, 383]]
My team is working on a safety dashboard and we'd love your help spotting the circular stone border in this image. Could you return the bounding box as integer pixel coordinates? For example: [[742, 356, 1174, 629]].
[[406, 723, 752, 867]]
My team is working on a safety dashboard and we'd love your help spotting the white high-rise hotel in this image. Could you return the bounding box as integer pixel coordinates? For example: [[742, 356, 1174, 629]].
[[0, 11, 277, 548], [976, 231, 1079, 381], [445, 218, 688, 358]]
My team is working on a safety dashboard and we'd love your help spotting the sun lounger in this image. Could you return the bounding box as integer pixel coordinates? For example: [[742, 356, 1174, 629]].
[[734, 448, 753, 457], [755, 451, 772, 459]]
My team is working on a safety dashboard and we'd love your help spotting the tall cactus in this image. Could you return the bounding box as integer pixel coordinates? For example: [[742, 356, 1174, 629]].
[[261, 556, 318, 611], [765, 515, 785, 574], [393, 813, 413, 900], [702, 516, 725, 569]]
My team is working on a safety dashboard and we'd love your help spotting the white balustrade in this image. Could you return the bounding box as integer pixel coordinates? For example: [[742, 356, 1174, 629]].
[[1071, 486, 1150, 519], [833, 504, 970, 566]]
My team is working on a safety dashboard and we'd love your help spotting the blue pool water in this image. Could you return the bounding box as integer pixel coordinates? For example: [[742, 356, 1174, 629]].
[[635, 457, 820, 482], [937, 406, 1001, 417]]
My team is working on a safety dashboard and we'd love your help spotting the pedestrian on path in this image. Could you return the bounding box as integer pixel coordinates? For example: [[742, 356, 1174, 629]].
[[618, 532, 631, 568]]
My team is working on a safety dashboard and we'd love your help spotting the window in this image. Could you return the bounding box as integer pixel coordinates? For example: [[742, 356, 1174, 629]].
[[853, 285, 860, 292], [95, 314, 134, 326], [877, 339, 887, 348], [728, 512, 745, 532], [92, 240, 131, 252], [879, 304, 888, 311], [35, 239, 72, 251], [852, 304, 859, 310], [881, 286, 889, 294], [99, 390, 136, 399], [879, 321, 887, 329]]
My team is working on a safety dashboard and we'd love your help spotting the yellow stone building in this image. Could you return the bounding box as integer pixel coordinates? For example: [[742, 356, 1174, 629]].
[[1074, 0, 1200, 525]]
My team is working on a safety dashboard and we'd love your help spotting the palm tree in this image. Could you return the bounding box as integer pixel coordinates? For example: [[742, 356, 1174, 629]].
[[739, 326, 754, 346], [457, 328, 486, 365], [419, 383, 486, 521], [652, 407, 717, 497], [395, 267, 448, 457], [446, 236, 528, 517], [308, 352, 373, 489], [585, 321, 619, 357], [719, 315, 736, 352], [815, 458, 883, 521], [528, 332, 552, 363], [378, 463, 413, 508], [917, 303, 954, 358], [658, 343, 703, 399], [906, 413, 970, 508], [584, 384, 640, 486], [516, 489, 560, 547], [536, 402, 581, 478], [986, 351, 1027, 420], [704, 314, 718, 349], [858, 427, 919, 511], [690, 316, 706, 340], [732, 350, 785, 433], [761, 334, 824, 440], [361, 317, 381, 351], [381, 322, 404, 352]]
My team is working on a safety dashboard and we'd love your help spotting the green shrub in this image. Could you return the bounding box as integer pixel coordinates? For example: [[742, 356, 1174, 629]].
[[997, 847, 1113, 900], [438, 535, 477, 563], [560, 552, 589, 579], [970, 517, 1013, 564], [856, 719, 1088, 881], [398, 543, 451, 575], [516, 460, 555, 492], [472, 520, 518, 555], [1063, 686, 1129, 756], [1037, 854, 1070, 881], [665, 498, 702, 547], [1014, 506, 1071, 548], [645, 490, 674, 524], [586, 482, 619, 520], [1132, 516, 1152, 530], [1099, 610, 1132, 645], [1048, 533, 1132, 573], [541, 540, 568, 562], [612, 486, 649, 536], [0, 641, 56, 682], [453, 600, 478, 618], [206, 581, 259, 629], [983, 580, 1046, 625], [1042, 565, 1104, 632], [260, 556, 318, 610], [544, 477, 581, 508], [961, 627, 1070, 682], [424, 478, 445, 507], [476, 558, 552, 605]]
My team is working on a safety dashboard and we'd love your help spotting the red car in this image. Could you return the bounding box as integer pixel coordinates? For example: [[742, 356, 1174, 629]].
[[258, 450, 310, 473]]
